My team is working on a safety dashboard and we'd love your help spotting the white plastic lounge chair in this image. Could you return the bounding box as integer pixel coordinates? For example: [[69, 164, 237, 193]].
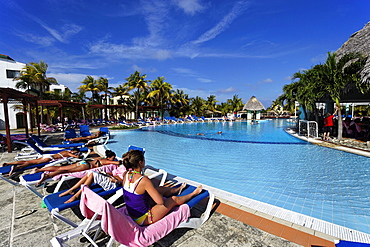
[[0, 157, 77, 186], [41, 146, 163, 227], [31, 135, 85, 149], [18, 157, 96, 198], [15, 139, 90, 161]]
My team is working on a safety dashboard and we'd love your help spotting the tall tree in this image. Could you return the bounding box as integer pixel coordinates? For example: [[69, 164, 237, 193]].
[[147, 77, 173, 119], [97, 77, 113, 105], [71, 90, 89, 103], [97, 77, 113, 120], [227, 95, 243, 115], [78, 76, 101, 104], [29, 61, 57, 97], [205, 95, 218, 112], [319, 52, 369, 140], [190, 96, 205, 116], [170, 89, 190, 116], [15, 60, 56, 98], [124, 71, 149, 119]]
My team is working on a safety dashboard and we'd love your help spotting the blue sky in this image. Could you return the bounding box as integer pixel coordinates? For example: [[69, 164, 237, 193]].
[[1, 0, 369, 108]]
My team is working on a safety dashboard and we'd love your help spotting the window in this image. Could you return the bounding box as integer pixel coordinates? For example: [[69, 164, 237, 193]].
[[6, 70, 21, 78]]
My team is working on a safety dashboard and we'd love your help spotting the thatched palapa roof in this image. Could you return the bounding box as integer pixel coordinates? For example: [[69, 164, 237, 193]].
[[243, 96, 265, 111], [336, 21, 370, 84]]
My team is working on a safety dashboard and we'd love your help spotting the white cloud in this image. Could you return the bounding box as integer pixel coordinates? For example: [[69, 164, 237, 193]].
[[217, 87, 236, 93], [310, 53, 327, 64], [173, 0, 205, 15], [197, 78, 212, 83], [171, 67, 212, 83], [15, 32, 54, 46], [261, 78, 273, 83], [172, 67, 198, 77], [131, 64, 145, 72], [48, 72, 109, 91], [191, 0, 250, 45], [153, 49, 172, 60]]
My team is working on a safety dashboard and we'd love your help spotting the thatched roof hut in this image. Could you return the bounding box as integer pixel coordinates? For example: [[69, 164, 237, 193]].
[[336, 21, 370, 84], [243, 96, 265, 111]]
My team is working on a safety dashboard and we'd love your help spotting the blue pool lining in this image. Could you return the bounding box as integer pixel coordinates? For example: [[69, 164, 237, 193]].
[[140, 129, 308, 145]]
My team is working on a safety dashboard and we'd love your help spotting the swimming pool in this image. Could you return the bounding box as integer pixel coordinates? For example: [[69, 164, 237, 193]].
[[107, 119, 370, 235]]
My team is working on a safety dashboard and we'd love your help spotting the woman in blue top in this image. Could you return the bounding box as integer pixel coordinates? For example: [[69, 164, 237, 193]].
[[121, 150, 202, 226]]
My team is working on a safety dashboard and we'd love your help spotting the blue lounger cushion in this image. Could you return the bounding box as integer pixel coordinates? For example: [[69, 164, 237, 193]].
[[0, 162, 50, 175], [174, 184, 210, 208], [31, 135, 84, 148], [336, 241, 370, 247], [43, 184, 122, 212]]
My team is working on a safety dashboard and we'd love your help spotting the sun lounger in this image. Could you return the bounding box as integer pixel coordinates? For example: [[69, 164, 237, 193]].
[[99, 127, 110, 138], [0, 156, 76, 186], [19, 164, 118, 198], [41, 145, 162, 227], [42, 166, 167, 227], [16, 139, 90, 161], [79, 125, 92, 137], [50, 182, 214, 247], [64, 128, 78, 140], [31, 135, 85, 149]]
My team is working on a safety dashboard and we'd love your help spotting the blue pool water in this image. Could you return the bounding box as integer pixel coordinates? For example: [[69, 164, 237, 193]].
[[107, 119, 370, 234]]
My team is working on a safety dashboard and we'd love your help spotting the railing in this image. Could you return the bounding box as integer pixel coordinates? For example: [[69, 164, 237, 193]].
[[298, 120, 318, 139]]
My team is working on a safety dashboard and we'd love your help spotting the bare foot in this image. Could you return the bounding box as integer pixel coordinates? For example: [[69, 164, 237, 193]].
[[176, 183, 187, 195], [192, 185, 203, 196], [36, 173, 50, 186], [9, 165, 17, 176], [59, 190, 75, 197], [64, 195, 77, 204], [30, 168, 39, 174]]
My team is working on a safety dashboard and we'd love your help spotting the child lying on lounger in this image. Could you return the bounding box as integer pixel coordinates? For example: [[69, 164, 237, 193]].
[[2, 149, 81, 176], [35, 150, 121, 186]]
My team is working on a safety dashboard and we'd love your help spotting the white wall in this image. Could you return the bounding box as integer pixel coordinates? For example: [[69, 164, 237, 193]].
[[0, 56, 27, 129], [0, 56, 26, 90]]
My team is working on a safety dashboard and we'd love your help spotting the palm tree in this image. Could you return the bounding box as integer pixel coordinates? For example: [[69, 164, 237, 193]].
[[44, 88, 72, 101], [147, 77, 173, 119], [14, 66, 35, 93], [217, 102, 231, 116], [190, 96, 205, 116], [112, 85, 130, 104], [124, 71, 150, 119], [319, 52, 368, 140], [97, 77, 113, 105], [79, 76, 102, 119], [97, 77, 113, 120], [112, 85, 130, 119], [205, 95, 218, 113], [71, 90, 89, 103], [170, 89, 190, 116], [79, 76, 101, 104], [291, 66, 327, 121], [14, 60, 56, 98], [29, 61, 57, 97], [227, 95, 243, 116]]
